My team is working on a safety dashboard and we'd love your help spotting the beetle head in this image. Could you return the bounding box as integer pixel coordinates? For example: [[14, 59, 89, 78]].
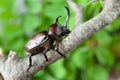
[[48, 16, 62, 35], [48, 6, 70, 37]]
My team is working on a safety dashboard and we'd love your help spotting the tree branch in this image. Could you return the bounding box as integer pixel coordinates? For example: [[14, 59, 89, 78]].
[[0, 0, 120, 80], [67, 0, 84, 26], [0, 48, 3, 57]]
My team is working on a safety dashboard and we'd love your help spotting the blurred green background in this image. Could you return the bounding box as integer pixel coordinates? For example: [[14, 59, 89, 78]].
[[0, 0, 120, 80]]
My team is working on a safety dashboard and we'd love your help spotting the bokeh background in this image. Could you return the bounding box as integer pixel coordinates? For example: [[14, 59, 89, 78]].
[[0, 0, 120, 80]]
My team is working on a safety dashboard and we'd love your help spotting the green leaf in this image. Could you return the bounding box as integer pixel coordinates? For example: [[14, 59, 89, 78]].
[[44, 4, 66, 18], [95, 47, 115, 65], [84, 1, 102, 21], [64, 61, 77, 80], [74, 0, 89, 6], [89, 65, 109, 80], [71, 46, 89, 69], [26, 0, 42, 13], [111, 18, 120, 30], [0, 25, 3, 36], [45, 0, 64, 3], [23, 14, 41, 33], [32, 70, 46, 79], [95, 30, 112, 47], [4, 26, 22, 40], [48, 59, 66, 79]]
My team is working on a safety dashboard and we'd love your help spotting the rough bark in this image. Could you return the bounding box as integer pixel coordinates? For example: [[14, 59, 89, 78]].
[[0, 0, 120, 80]]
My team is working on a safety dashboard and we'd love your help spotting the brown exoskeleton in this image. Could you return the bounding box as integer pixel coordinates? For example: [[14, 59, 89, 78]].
[[25, 6, 70, 70]]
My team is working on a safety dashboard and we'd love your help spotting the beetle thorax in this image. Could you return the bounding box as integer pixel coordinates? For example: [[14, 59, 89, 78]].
[[48, 25, 57, 35]]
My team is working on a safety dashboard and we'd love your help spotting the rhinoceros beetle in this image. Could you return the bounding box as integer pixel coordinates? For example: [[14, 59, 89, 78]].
[[48, 6, 70, 54], [25, 6, 70, 69]]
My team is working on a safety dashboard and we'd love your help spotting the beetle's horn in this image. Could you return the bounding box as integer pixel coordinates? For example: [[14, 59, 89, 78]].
[[56, 16, 61, 23], [64, 6, 70, 29]]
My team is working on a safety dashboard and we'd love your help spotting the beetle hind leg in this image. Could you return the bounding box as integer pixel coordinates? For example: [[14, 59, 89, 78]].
[[27, 54, 33, 71], [43, 49, 50, 61]]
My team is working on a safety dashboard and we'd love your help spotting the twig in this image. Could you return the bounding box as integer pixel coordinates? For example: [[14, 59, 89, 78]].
[[67, 0, 84, 26]]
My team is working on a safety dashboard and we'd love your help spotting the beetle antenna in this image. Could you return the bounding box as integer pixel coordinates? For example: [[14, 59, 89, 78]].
[[55, 16, 62, 27], [64, 6, 70, 29]]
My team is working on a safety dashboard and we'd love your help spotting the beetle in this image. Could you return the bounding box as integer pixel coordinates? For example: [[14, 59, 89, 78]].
[[48, 6, 70, 53], [25, 6, 70, 69]]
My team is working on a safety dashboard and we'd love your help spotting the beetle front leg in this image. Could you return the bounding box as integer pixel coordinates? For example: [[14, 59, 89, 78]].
[[55, 40, 66, 57], [27, 50, 48, 72]]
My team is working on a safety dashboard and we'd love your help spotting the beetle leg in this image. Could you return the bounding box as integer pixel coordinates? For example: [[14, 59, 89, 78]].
[[55, 47, 66, 58], [43, 53, 48, 61], [54, 40, 59, 50], [27, 54, 33, 71], [55, 39, 66, 57], [29, 54, 32, 67], [43, 49, 49, 61]]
